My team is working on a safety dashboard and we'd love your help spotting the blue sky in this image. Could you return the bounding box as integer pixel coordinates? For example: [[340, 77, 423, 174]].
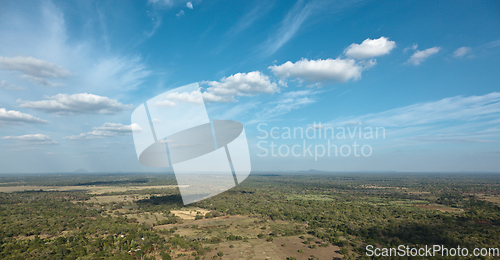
[[0, 0, 499, 173]]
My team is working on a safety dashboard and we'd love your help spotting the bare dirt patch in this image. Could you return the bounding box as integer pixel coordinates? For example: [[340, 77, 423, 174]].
[[0, 185, 178, 194], [170, 209, 211, 220]]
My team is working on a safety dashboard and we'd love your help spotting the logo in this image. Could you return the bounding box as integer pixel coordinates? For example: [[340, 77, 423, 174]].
[[131, 83, 251, 204]]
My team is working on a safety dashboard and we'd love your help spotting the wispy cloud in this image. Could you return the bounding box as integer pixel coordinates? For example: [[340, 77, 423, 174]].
[[0, 80, 24, 91], [332, 92, 500, 127], [258, 0, 317, 57], [481, 39, 500, 49], [226, 2, 274, 37], [453, 47, 471, 58], [327, 92, 500, 144], [247, 89, 318, 124]]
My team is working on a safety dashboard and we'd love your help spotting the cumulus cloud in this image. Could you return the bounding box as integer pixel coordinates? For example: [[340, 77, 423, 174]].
[[268, 37, 395, 84], [269, 58, 366, 83], [17, 93, 133, 114], [93, 122, 143, 133], [0, 56, 71, 87], [204, 71, 279, 102], [344, 37, 396, 59], [0, 56, 71, 78], [65, 123, 142, 140], [453, 47, 471, 58], [0, 108, 47, 124], [406, 47, 440, 65], [0, 80, 24, 91], [165, 91, 203, 104], [155, 99, 177, 107], [3, 134, 58, 145], [176, 10, 185, 17], [186, 2, 193, 9]]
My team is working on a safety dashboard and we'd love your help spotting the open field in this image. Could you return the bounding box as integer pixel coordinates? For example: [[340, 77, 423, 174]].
[[416, 203, 465, 213], [85, 194, 151, 203], [475, 193, 500, 205], [155, 215, 266, 239], [0, 185, 178, 194], [154, 215, 348, 259], [170, 209, 211, 220]]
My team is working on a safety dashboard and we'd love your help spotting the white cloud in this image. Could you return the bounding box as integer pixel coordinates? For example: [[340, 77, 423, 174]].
[[65, 123, 142, 140], [186, 2, 193, 9], [0, 108, 47, 124], [3, 134, 58, 145], [17, 93, 133, 114], [226, 3, 273, 37], [269, 58, 366, 83], [64, 131, 113, 140], [344, 37, 396, 59], [481, 39, 500, 49], [325, 92, 500, 146], [309, 122, 324, 129], [406, 47, 440, 65], [403, 44, 418, 53], [259, 0, 316, 57], [0, 3, 151, 94], [20, 75, 64, 87], [176, 10, 185, 17], [0, 56, 71, 87], [249, 96, 315, 124], [93, 122, 143, 133], [333, 92, 500, 127], [453, 47, 471, 58], [155, 99, 177, 107], [0, 56, 71, 78], [204, 71, 279, 102], [165, 91, 203, 104], [282, 89, 320, 98], [247, 90, 317, 124], [202, 92, 235, 103], [0, 80, 24, 91], [85, 56, 151, 93], [148, 0, 174, 7]]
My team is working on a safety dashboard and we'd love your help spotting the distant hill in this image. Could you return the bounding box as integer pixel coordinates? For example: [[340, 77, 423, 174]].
[[73, 169, 89, 173]]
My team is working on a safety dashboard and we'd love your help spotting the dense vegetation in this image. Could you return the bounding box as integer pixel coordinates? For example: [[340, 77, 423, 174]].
[[0, 173, 499, 259]]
